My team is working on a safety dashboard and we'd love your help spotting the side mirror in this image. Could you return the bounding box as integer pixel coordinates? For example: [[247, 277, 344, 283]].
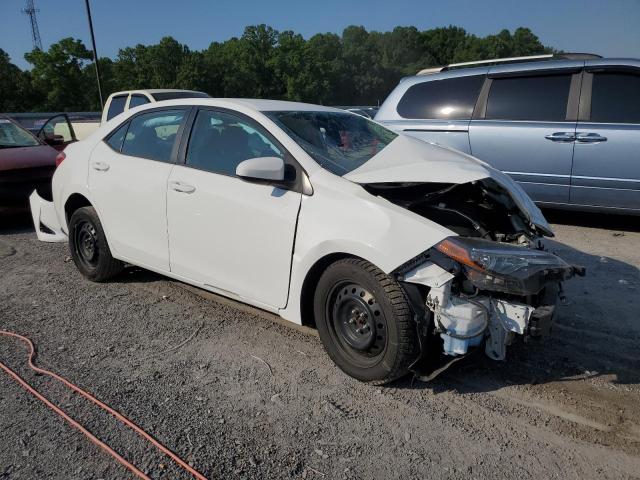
[[236, 156, 285, 182]]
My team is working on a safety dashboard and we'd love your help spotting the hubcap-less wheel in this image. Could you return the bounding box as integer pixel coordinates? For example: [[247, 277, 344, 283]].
[[68, 206, 123, 282], [314, 258, 420, 383], [327, 282, 387, 364], [74, 220, 99, 268]]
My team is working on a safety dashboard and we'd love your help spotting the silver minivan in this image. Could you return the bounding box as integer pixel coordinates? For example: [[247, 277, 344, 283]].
[[375, 54, 640, 214]]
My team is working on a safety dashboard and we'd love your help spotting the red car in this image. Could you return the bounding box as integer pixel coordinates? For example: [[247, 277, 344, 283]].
[[0, 114, 76, 206]]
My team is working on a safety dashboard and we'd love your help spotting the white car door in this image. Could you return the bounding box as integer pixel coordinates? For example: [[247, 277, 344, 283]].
[[89, 108, 188, 270], [166, 108, 302, 309]]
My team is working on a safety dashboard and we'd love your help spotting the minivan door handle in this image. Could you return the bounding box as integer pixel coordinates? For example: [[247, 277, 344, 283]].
[[91, 161, 110, 171], [576, 132, 607, 143], [169, 181, 196, 194], [544, 132, 576, 142]]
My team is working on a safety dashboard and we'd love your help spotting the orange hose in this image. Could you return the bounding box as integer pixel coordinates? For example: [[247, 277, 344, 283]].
[[0, 330, 208, 480]]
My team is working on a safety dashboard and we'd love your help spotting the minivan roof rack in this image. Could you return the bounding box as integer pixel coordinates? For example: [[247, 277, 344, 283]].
[[416, 53, 603, 75]]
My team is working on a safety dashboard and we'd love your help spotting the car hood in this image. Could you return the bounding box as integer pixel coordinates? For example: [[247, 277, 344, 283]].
[[0, 144, 58, 172], [344, 135, 553, 236]]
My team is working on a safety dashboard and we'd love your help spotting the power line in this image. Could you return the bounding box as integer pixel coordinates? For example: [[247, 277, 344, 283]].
[[22, 0, 43, 51]]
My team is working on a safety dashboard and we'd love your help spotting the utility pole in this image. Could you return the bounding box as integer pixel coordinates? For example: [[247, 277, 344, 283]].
[[22, 0, 43, 50], [84, 0, 104, 109]]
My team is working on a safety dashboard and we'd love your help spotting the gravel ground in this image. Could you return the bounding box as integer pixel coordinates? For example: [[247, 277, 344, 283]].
[[1, 207, 639, 479]]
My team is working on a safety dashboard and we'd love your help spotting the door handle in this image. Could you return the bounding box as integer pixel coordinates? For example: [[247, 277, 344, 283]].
[[169, 181, 196, 194], [576, 132, 607, 143], [544, 132, 576, 142], [91, 161, 110, 171]]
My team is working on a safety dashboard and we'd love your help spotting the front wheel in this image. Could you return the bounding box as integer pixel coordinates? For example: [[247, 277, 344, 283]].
[[68, 206, 123, 282], [313, 258, 420, 384]]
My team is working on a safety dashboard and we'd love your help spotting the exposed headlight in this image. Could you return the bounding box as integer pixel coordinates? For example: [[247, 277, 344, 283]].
[[433, 236, 575, 295]]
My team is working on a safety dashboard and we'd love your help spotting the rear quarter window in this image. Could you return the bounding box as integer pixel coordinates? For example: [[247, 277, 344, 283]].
[[397, 75, 485, 120], [105, 122, 129, 152]]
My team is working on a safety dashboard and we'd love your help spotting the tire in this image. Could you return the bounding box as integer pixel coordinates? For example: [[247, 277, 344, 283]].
[[68, 206, 123, 282], [313, 258, 420, 384]]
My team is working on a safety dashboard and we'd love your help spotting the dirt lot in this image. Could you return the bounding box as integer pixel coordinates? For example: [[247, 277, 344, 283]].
[[1, 208, 639, 479]]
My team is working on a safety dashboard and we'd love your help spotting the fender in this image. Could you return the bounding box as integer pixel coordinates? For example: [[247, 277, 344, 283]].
[[279, 171, 457, 324]]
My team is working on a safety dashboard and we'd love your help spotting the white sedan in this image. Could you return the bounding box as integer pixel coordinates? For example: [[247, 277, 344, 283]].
[[30, 99, 582, 383]]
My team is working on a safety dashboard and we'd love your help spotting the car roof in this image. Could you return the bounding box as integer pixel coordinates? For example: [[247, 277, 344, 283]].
[[403, 57, 640, 84], [131, 97, 343, 113], [108, 89, 208, 97], [220, 99, 341, 112]]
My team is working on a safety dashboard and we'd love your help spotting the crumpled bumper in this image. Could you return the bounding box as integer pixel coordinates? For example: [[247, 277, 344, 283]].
[[401, 261, 562, 362], [29, 190, 67, 242]]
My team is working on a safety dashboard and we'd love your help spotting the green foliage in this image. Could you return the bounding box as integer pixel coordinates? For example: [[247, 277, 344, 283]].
[[0, 48, 34, 111], [2, 25, 554, 112], [24, 37, 93, 111]]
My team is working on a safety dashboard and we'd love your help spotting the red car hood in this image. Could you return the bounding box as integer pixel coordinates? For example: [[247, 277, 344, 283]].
[[0, 144, 59, 172]]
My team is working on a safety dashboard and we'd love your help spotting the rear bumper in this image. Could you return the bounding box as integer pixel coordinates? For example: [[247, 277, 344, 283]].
[[29, 191, 67, 242]]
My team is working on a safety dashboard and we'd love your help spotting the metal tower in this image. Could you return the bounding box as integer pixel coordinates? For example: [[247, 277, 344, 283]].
[[22, 0, 43, 50]]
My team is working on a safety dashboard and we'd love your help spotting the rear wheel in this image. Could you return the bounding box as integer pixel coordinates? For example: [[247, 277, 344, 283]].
[[313, 258, 420, 384], [68, 206, 123, 282]]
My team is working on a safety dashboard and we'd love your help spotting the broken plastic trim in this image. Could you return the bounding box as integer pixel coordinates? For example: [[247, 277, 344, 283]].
[[431, 237, 580, 296]]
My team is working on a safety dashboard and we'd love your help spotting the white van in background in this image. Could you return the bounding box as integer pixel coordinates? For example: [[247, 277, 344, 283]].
[[101, 89, 210, 124]]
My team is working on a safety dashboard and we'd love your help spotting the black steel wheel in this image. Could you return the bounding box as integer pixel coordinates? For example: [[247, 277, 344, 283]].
[[327, 282, 388, 366], [73, 220, 99, 270], [68, 206, 123, 282], [314, 258, 420, 384]]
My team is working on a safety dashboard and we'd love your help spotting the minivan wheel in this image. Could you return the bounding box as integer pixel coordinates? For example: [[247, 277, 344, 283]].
[[314, 258, 420, 384], [68, 206, 123, 282]]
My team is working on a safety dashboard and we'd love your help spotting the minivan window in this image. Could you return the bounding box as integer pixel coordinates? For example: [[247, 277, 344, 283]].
[[106, 95, 127, 121], [590, 72, 640, 124], [486, 74, 572, 122], [129, 94, 150, 109], [396, 75, 485, 120], [121, 109, 186, 162], [186, 110, 284, 176]]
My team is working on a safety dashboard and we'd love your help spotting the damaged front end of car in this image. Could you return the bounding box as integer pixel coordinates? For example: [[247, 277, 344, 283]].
[[368, 176, 585, 380]]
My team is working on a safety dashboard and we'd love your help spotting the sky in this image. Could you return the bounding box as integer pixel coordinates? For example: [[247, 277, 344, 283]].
[[1, 0, 639, 69]]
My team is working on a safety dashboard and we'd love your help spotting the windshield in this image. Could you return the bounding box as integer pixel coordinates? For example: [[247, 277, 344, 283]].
[[264, 110, 397, 175], [0, 118, 40, 148]]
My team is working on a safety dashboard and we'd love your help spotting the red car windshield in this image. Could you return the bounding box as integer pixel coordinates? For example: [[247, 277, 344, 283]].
[[0, 118, 40, 148]]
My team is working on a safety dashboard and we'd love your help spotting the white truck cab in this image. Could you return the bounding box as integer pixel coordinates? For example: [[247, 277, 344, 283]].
[[101, 89, 210, 124]]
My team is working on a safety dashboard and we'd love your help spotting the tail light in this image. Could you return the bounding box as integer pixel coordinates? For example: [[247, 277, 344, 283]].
[[55, 151, 66, 167]]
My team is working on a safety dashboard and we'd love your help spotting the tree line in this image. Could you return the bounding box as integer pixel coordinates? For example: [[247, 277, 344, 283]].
[[0, 25, 553, 112]]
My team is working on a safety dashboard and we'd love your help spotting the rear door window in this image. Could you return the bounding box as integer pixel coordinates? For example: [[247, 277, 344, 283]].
[[590, 71, 640, 123], [121, 109, 186, 162], [129, 94, 150, 109], [397, 75, 485, 120], [486, 74, 572, 121], [106, 95, 128, 121]]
